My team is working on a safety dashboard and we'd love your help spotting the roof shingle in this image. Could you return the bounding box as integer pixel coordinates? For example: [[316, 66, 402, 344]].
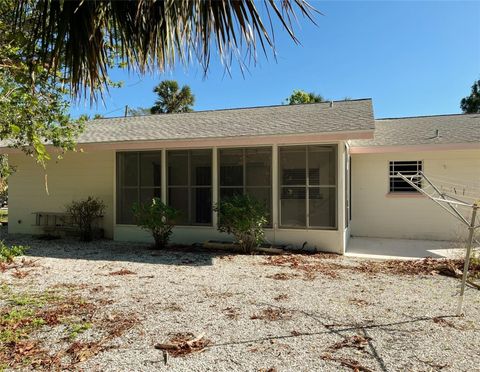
[[75, 99, 374, 144], [351, 113, 480, 148]]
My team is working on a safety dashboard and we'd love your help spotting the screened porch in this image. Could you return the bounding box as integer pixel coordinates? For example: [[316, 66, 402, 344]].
[[114, 143, 347, 253]]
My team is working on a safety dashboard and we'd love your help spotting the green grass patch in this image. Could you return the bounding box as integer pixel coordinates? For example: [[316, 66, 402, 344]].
[[0, 284, 98, 369], [68, 322, 92, 340], [0, 209, 7, 224], [8, 290, 62, 308], [0, 241, 28, 263], [0, 308, 45, 343]]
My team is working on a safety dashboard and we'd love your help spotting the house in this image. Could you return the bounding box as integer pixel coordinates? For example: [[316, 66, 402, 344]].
[[350, 113, 480, 242], [3, 99, 479, 254]]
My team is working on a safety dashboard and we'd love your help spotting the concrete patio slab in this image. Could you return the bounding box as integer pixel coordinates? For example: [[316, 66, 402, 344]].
[[346, 236, 474, 260]]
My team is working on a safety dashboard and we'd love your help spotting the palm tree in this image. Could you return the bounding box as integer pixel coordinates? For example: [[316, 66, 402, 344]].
[[13, 1, 317, 99], [151, 80, 195, 114]]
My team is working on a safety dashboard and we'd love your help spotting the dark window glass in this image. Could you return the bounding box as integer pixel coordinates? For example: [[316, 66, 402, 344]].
[[308, 145, 336, 185], [219, 147, 272, 226], [309, 187, 336, 228], [140, 188, 161, 205], [279, 145, 337, 229], [140, 152, 161, 187], [191, 150, 212, 186], [246, 187, 271, 220], [168, 152, 188, 186], [246, 148, 271, 186], [280, 187, 306, 227], [219, 149, 243, 186], [117, 151, 161, 224], [121, 152, 139, 187], [280, 147, 306, 185], [168, 187, 189, 225], [389, 161, 423, 193], [191, 188, 212, 224], [167, 149, 212, 225], [220, 187, 244, 199], [118, 188, 138, 225]]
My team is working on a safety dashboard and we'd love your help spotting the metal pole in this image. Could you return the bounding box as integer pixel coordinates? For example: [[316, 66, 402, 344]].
[[456, 202, 479, 316]]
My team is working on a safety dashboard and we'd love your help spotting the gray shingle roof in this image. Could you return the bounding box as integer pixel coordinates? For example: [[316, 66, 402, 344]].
[[75, 99, 374, 144], [350, 113, 480, 148]]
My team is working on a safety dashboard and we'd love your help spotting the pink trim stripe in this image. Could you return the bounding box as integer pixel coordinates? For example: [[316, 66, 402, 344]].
[[350, 143, 480, 154], [1, 130, 374, 153]]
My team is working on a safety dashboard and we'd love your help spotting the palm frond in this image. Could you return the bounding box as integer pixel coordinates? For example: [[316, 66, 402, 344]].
[[15, 0, 318, 101]]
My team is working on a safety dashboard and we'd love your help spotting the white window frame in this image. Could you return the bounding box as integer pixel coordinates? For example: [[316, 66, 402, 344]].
[[116, 150, 162, 225], [218, 146, 273, 225], [278, 144, 338, 230], [167, 149, 213, 226], [388, 160, 423, 193]]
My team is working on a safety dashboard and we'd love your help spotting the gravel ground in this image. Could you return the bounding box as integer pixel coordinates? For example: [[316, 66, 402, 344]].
[[1, 232, 479, 372]]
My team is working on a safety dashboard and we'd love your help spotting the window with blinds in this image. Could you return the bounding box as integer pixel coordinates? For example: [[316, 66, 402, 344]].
[[389, 160, 423, 193]]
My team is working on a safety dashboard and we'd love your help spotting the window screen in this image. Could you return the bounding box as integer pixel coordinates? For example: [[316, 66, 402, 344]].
[[389, 161, 423, 193], [279, 145, 337, 229], [116, 151, 161, 224], [219, 147, 272, 224], [168, 149, 212, 225]]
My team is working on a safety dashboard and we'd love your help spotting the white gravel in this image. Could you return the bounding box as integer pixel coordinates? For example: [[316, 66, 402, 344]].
[[1, 232, 479, 372]]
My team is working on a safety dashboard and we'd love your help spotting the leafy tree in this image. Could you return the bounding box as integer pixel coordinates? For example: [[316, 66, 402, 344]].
[[0, 0, 82, 165], [151, 80, 195, 114], [14, 1, 317, 99], [285, 90, 325, 105], [0, 155, 11, 202], [460, 80, 480, 114]]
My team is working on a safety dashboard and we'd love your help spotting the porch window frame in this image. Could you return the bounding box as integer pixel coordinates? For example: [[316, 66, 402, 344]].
[[116, 150, 162, 225], [278, 144, 338, 230], [217, 146, 273, 227], [167, 149, 213, 226]]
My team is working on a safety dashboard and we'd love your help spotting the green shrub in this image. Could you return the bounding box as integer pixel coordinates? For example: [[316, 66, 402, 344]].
[[132, 198, 179, 249], [214, 194, 268, 253], [0, 241, 28, 263], [66, 196, 105, 242]]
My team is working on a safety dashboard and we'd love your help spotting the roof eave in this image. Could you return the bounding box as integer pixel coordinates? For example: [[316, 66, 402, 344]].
[[349, 142, 480, 154], [1, 129, 374, 154]]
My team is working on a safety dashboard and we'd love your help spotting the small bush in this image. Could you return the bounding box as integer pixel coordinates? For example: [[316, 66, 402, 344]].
[[0, 241, 28, 263], [214, 194, 268, 253], [132, 198, 179, 249], [66, 196, 105, 242]]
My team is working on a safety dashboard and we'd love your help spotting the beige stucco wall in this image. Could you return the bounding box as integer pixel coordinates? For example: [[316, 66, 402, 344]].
[[351, 149, 480, 241], [7, 141, 347, 254], [114, 225, 344, 253], [8, 150, 115, 238]]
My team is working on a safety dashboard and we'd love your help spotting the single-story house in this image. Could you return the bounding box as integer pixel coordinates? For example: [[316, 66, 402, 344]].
[[3, 99, 480, 254]]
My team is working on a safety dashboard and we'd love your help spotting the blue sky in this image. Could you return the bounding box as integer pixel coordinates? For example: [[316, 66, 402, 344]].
[[71, 1, 480, 119]]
